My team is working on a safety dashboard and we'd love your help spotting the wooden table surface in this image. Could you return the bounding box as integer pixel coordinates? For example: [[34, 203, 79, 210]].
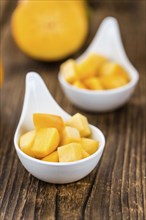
[[0, 1, 145, 219]]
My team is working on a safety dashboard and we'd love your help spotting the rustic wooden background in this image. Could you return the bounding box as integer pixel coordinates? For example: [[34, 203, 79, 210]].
[[0, 1, 145, 219]]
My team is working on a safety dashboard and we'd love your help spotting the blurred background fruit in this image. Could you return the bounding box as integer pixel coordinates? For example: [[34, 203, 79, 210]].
[[11, 0, 89, 61]]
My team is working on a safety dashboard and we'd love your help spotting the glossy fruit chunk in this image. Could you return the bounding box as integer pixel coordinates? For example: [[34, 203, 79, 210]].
[[61, 126, 80, 145], [84, 77, 103, 90], [99, 62, 130, 89], [73, 80, 87, 89], [100, 75, 128, 89], [19, 130, 35, 157], [32, 128, 60, 158], [66, 113, 91, 137], [81, 138, 99, 155], [11, 1, 88, 61], [60, 59, 77, 84], [98, 61, 130, 80], [81, 148, 90, 158], [33, 113, 64, 134], [58, 143, 83, 162], [42, 151, 59, 162], [77, 54, 107, 80]]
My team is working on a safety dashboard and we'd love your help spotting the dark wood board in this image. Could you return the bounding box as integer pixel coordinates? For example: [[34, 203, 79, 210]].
[[0, 1, 145, 219]]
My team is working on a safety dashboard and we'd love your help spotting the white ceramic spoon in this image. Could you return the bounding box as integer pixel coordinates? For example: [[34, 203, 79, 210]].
[[58, 17, 139, 112], [14, 72, 105, 184]]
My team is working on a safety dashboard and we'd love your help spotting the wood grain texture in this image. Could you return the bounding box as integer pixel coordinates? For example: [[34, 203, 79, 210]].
[[0, 0, 145, 220]]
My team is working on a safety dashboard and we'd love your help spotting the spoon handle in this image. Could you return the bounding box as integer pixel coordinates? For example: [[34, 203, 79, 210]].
[[78, 17, 130, 66], [19, 72, 70, 129]]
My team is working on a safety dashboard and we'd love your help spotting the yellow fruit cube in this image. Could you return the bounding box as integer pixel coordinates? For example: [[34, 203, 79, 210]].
[[61, 126, 80, 145], [32, 128, 60, 158], [60, 59, 77, 84], [81, 148, 90, 158], [81, 138, 99, 155], [42, 151, 59, 162], [58, 143, 83, 162], [73, 80, 87, 89], [100, 75, 128, 89], [98, 61, 130, 81], [83, 77, 103, 90], [33, 113, 65, 134], [19, 130, 36, 157], [77, 53, 107, 80], [65, 113, 91, 137]]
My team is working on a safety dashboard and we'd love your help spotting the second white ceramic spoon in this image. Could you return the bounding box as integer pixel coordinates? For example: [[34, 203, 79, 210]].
[[59, 17, 139, 112]]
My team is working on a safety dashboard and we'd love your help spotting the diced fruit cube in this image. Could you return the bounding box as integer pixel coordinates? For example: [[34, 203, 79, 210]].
[[33, 113, 64, 134], [65, 113, 91, 137], [60, 59, 77, 83], [81, 148, 90, 158], [77, 53, 107, 80], [83, 77, 103, 90], [73, 80, 86, 89], [98, 61, 130, 81], [61, 126, 80, 145], [19, 130, 36, 157], [32, 128, 60, 158], [81, 138, 99, 155], [100, 75, 128, 89], [58, 143, 83, 162], [42, 151, 59, 162]]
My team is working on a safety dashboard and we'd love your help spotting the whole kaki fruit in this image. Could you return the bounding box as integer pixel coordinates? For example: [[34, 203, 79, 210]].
[[11, 0, 88, 61]]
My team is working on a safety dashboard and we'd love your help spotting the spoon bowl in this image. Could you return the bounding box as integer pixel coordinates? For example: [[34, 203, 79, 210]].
[[14, 72, 105, 184], [58, 17, 139, 112]]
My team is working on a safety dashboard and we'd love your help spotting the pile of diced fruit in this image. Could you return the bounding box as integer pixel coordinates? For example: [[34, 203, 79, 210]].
[[60, 53, 130, 90], [19, 113, 99, 162]]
